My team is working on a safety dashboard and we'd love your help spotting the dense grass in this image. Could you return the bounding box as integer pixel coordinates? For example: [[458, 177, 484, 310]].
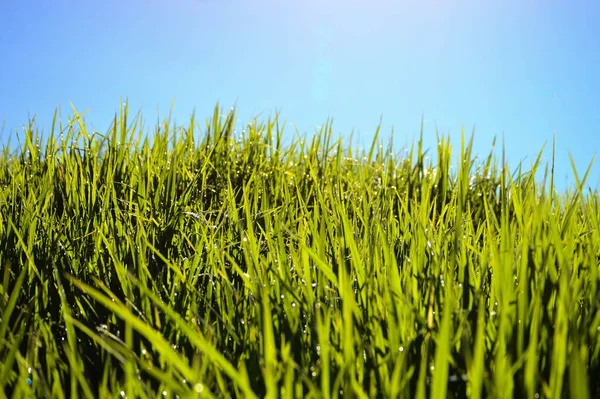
[[1, 102, 599, 398]]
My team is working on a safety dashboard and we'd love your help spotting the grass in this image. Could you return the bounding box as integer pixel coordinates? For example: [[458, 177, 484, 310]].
[[0, 102, 599, 398]]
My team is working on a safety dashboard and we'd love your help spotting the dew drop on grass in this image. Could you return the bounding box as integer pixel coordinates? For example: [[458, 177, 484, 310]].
[[399, 346, 404, 352], [120, 392, 126, 397]]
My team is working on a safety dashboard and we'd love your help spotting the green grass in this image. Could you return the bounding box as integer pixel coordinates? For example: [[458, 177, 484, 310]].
[[0, 102, 599, 398]]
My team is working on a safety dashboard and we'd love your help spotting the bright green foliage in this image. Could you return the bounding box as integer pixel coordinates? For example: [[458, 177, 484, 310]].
[[0, 103, 599, 398]]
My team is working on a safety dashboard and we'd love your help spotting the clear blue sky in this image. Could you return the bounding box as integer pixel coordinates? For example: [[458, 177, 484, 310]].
[[1, 0, 599, 191]]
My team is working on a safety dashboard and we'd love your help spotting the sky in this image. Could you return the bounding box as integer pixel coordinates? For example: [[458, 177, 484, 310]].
[[1, 0, 599, 191]]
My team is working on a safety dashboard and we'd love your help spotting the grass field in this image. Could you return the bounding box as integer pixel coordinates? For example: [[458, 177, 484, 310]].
[[1, 103, 599, 398]]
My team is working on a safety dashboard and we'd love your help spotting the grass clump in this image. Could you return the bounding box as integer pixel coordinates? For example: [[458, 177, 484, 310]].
[[0, 102, 599, 398]]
